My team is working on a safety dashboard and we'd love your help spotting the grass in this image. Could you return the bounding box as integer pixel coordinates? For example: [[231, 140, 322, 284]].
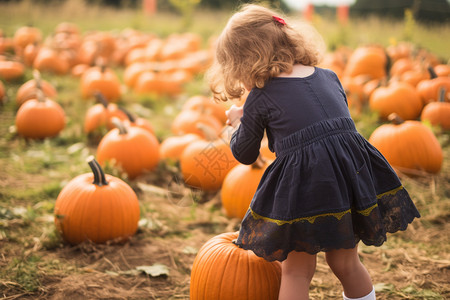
[[0, 1, 449, 299]]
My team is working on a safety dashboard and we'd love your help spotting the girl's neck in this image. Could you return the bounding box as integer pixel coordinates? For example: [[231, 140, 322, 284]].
[[277, 64, 315, 78]]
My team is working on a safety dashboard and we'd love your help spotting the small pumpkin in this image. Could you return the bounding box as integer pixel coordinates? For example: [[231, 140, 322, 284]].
[[97, 118, 160, 179], [83, 92, 128, 134], [416, 66, 450, 105], [343, 46, 388, 80], [369, 81, 423, 120], [182, 95, 227, 124], [80, 63, 122, 102], [221, 156, 269, 219], [420, 88, 450, 130], [171, 109, 223, 139], [160, 133, 202, 161], [54, 157, 140, 245], [16, 70, 58, 106], [190, 231, 282, 300], [119, 106, 155, 134], [15, 89, 65, 139], [33, 46, 71, 75], [0, 59, 25, 81], [368, 113, 443, 175]]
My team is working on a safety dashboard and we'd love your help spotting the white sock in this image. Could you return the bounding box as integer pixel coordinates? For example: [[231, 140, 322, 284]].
[[343, 286, 376, 300]]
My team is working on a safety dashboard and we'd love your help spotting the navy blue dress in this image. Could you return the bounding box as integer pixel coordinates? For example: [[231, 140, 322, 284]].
[[231, 67, 420, 262]]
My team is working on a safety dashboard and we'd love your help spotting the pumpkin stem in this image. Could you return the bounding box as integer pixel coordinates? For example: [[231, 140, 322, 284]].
[[94, 92, 109, 108], [252, 154, 266, 169], [387, 113, 404, 125], [118, 106, 136, 123], [427, 66, 438, 79], [438, 87, 446, 103], [87, 156, 109, 186], [32, 69, 42, 90], [36, 88, 46, 103], [111, 117, 128, 135]]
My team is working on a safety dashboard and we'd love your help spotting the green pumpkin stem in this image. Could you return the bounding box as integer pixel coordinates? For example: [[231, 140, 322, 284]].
[[87, 157, 109, 186], [388, 113, 404, 125], [95, 92, 109, 108], [111, 117, 128, 135]]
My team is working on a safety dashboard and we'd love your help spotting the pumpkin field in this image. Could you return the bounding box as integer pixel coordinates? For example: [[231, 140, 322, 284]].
[[1, 1, 449, 299]]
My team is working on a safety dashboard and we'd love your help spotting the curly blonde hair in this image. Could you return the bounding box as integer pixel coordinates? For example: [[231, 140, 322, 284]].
[[207, 4, 324, 101]]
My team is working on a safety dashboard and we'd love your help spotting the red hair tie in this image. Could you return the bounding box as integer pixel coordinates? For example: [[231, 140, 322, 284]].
[[272, 16, 286, 26]]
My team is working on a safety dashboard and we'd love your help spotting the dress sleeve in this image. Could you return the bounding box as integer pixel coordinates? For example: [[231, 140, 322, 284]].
[[230, 90, 267, 165]]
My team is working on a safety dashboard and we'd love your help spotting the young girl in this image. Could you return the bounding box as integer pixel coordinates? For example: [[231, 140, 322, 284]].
[[207, 4, 420, 300]]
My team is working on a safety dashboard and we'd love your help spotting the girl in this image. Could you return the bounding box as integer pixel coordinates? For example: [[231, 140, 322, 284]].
[[207, 4, 420, 300]]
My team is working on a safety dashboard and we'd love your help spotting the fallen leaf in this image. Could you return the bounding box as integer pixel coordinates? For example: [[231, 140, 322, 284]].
[[136, 263, 169, 277]]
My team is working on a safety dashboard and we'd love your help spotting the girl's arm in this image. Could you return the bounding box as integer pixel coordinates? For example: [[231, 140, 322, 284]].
[[227, 102, 266, 165]]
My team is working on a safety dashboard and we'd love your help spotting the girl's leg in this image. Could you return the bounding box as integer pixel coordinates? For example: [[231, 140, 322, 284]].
[[279, 251, 317, 300], [325, 246, 374, 299]]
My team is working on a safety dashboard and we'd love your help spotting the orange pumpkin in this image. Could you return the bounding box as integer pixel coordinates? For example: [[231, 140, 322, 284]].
[[16, 70, 58, 106], [344, 46, 388, 80], [180, 124, 238, 191], [221, 156, 269, 219], [54, 157, 140, 245], [182, 95, 227, 124], [97, 118, 160, 179], [420, 88, 450, 130], [190, 231, 281, 300], [33, 46, 71, 75], [0, 59, 25, 81], [119, 107, 155, 134], [80, 64, 122, 102], [369, 81, 423, 120], [0, 80, 6, 104], [83, 92, 128, 134], [416, 67, 450, 105], [171, 109, 223, 139], [160, 133, 202, 161], [13, 25, 42, 56], [368, 113, 443, 175], [15, 90, 66, 139]]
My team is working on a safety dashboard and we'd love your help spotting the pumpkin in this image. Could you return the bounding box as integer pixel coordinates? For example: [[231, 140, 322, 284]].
[[83, 92, 128, 134], [97, 118, 160, 179], [416, 67, 450, 105], [54, 157, 140, 245], [0, 79, 6, 104], [368, 113, 443, 175], [190, 231, 281, 300], [16, 70, 58, 106], [221, 156, 269, 219], [421, 88, 450, 130], [343, 46, 388, 80], [369, 81, 423, 120], [15, 89, 65, 139], [171, 109, 223, 139], [119, 106, 155, 134], [13, 25, 42, 56], [160, 133, 201, 161], [180, 124, 238, 191], [80, 63, 122, 102], [182, 95, 227, 124], [0, 59, 25, 81], [33, 46, 71, 75]]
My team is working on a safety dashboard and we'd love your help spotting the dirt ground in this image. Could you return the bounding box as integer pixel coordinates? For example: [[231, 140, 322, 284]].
[[1, 172, 449, 300]]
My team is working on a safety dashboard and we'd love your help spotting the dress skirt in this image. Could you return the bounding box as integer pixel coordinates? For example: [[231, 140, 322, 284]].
[[235, 117, 421, 262]]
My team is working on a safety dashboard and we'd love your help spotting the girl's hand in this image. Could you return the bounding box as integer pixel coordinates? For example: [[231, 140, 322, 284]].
[[226, 105, 243, 128]]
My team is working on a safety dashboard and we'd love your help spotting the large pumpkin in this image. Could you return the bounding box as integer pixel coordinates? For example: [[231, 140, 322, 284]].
[[369, 81, 423, 120], [221, 156, 269, 219], [97, 118, 160, 179], [190, 231, 281, 300], [15, 90, 65, 139], [54, 157, 140, 245], [343, 46, 388, 80], [368, 113, 443, 175]]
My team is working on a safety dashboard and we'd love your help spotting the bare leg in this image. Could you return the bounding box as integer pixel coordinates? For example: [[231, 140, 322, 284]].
[[325, 246, 373, 298], [278, 251, 317, 300]]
